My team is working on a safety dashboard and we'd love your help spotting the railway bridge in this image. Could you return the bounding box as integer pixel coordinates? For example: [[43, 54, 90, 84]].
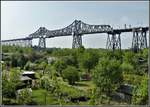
[[1, 20, 149, 51]]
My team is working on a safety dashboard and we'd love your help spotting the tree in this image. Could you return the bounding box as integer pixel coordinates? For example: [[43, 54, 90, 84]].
[[24, 61, 31, 70], [92, 58, 123, 103], [63, 66, 80, 85], [16, 88, 34, 105], [40, 75, 55, 92], [2, 79, 16, 98], [106, 50, 123, 62], [132, 75, 148, 105], [124, 51, 136, 65], [53, 60, 67, 75], [80, 51, 99, 73], [17, 54, 28, 69], [77, 45, 85, 53], [11, 54, 18, 67], [141, 48, 148, 59], [24, 61, 37, 70], [2, 68, 22, 98], [120, 62, 134, 74], [39, 61, 47, 74], [62, 55, 78, 67]]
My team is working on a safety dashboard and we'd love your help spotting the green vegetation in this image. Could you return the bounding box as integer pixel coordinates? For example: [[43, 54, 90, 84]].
[[92, 58, 123, 104], [63, 66, 80, 85], [2, 45, 148, 105]]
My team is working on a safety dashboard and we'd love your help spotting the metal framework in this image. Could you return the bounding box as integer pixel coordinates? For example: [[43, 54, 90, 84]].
[[106, 33, 121, 51], [38, 37, 46, 49], [28, 20, 113, 48], [1, 20, 149, 52], [1, 38, 32, 47], [72, 20, 82, 48], [132, 28, 148, 52], [72, 34, 82, 48]]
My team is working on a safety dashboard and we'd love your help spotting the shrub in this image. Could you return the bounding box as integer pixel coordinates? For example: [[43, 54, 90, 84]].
[[16, 88, 33, 105], [63, 66, 80, 85]]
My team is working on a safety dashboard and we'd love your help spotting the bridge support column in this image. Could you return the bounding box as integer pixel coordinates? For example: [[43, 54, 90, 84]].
[[72, 34, 82, 48], [106, 33, 121, 51], [28, 39, 32, 47], [38, 37, 46, 49], [132, 28, 147, 52]]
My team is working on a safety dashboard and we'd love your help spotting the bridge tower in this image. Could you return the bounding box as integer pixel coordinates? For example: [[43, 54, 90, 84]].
[[132, 28, 147, 52], [72, 34, 82, 48], [28, 39, 32, 47], [38, 37, 46, 49], [72, 20, 82, 48], [106, 32, 121, 51], [36, 27, 47, 49]]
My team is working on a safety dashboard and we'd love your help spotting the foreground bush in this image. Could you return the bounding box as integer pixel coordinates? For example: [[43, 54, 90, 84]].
[[63, 66, 80, 85]]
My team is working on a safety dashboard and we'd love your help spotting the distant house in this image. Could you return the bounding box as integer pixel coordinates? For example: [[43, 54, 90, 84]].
[[20, 76, 32, 84], [19, 71, 37, 89], [22, 71, 36, 79]]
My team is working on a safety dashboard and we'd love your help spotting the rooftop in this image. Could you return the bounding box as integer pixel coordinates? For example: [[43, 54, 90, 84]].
[[22, 71, 35, 75], [20, 76, 32, 81]]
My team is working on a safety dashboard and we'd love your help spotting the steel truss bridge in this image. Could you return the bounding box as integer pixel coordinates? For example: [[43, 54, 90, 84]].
[[1, 20, 149, 51]]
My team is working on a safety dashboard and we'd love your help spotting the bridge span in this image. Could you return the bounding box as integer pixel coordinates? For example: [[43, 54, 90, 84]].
[[1, 20, 149, 52]]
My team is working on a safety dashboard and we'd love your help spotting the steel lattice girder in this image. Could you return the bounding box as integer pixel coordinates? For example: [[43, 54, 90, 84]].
[[29, 20, 113, 38], [106, 33, 121, 51], [38, 37, 46, 48], [2, 20, 149, 50], [1, 39, 32, 47], [72, 34, 82, 48], [132, 28, 148, 52]]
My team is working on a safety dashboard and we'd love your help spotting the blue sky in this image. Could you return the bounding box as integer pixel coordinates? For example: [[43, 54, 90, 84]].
[[1, 1, 149, 49]]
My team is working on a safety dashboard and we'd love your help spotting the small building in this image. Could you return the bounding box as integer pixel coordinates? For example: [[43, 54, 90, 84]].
[[20, 76, 32, 84], [22, 71, 36, 79], [18, 71, 37, 89], [17, 76, 32, 89]]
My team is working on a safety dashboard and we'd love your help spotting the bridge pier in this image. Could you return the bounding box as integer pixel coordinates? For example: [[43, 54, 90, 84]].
[[72, 20, 82, 48], [72, 34, 82, 48], [38, 37, 46, 49], [132, 28, 147, 52], [106, 33, 121, 51]]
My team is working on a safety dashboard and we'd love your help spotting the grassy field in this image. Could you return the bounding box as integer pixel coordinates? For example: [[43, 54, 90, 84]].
[[32, 89, 58, 105], [31, 80, 94, 105], [75, 80, 95, 91]]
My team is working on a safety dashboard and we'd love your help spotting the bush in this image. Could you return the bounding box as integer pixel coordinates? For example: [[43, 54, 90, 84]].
[[63, 66, 80, 85], [40, 75, 55, 92], [121, 62, 134, 74], [92, 58, 123, 100], [2, 68, 22, 98], [132, 75, 148, 105], [54, 60, 67, 75], [16, 88, 33, 105]]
